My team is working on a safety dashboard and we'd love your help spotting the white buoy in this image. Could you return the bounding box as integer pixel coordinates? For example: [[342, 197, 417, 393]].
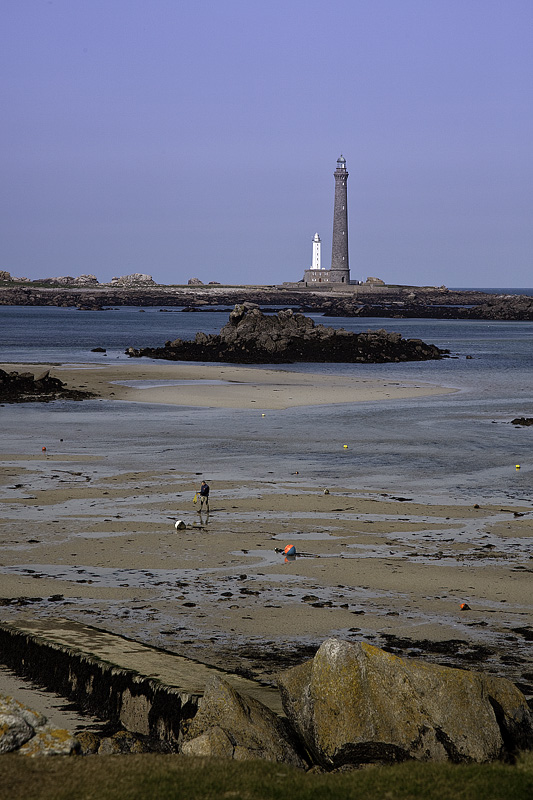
[[174, 520, 186, 530]]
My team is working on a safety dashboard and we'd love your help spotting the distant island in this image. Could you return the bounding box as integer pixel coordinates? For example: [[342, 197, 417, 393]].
[[1, 270, 533, 320]]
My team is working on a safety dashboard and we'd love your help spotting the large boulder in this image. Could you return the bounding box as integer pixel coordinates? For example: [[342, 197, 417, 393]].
[[97, 730, 152, 755], [277, 639, 533, 769], [0, 694, 77, 756], [0, 713, 35, 754], [0, 694, 46, 730], [180, 676, 307, 767], [17, 726, 79, 757]]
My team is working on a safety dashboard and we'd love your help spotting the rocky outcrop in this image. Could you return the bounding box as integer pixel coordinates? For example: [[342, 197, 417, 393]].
[[72, 274, 99, 286], [321, 298, 474, 319], [277, 639, 533, 769], [470, 295, 533, 321], [111, 272, 155, 288], [109, 273, 155, 286], [314, 291, 533, 321], [0, 285, 313, 309], [35, 276, 74, 285], [6, 283, 531, 321], [180, 676, 306, 767], [511, 417, 533, 426], [1, 281, 533, 321], [0, 694, 78, 756], [1, 633, 532, 766], [126, 304, 448, 364], [0, 369, 95, 404], [0, 284, 492, 309]]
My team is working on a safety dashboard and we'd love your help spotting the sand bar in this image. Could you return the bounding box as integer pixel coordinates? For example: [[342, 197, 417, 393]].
[[2, 361, 456, 409]]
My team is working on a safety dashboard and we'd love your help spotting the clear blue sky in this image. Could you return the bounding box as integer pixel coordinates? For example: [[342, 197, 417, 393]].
[[1, 0, 532, 287]]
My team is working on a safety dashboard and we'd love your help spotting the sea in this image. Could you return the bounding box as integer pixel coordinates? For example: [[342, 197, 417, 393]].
[[1, 295, 533, 506]]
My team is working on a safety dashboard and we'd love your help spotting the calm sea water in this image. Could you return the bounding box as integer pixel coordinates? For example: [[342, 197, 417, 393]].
[[1, 301, 533, 504]]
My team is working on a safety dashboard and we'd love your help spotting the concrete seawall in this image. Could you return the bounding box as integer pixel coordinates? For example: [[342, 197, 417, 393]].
[[0, 617, 283, 748]]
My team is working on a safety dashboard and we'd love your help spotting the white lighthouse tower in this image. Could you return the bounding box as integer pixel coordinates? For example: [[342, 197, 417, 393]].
[[311, 232, 322, 270]]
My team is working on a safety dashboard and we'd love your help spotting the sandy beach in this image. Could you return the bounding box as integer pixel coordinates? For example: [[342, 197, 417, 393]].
[[0, 361, 532, 710], [4, 360, 456, 409]]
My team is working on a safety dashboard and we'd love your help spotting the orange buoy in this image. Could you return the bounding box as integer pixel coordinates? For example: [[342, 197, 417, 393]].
[[460, 603, 470, 611], [42, 447, 46, 452], [284, 544, 296, 556]]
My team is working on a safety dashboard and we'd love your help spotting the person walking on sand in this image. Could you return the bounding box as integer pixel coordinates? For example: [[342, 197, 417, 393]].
[[198, 480, 210, 512]]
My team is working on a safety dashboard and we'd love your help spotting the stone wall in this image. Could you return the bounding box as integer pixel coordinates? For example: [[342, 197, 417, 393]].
[[0, 623, 198, 748]]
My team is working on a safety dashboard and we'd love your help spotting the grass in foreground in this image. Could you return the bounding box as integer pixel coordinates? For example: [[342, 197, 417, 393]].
[[2, 752, 532, 800]]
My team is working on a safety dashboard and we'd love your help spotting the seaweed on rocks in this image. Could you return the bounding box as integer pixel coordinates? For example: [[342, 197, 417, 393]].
[[0, 369, 95, 404], [126, 304, 449, 364]]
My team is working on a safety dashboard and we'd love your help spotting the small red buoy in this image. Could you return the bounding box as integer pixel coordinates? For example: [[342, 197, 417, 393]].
[[284, 544, 296, 556], [460, 603, 470, 611], [42, 447, 47, 452]]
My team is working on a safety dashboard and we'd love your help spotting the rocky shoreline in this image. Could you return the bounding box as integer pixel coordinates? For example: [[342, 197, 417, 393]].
[[1, 282, 533, 320], [1, 628, 532, 766], [126, 304, 448, 364]]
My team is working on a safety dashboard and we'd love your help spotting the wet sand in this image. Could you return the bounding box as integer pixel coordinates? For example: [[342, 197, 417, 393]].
[[0, 461, 531, 695], [0, 362, 531, 713], [3, 361, 456, 409]]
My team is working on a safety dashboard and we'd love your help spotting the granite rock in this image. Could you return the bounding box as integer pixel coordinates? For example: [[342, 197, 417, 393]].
[[17, 726, 78, 757], [277, 638, 533, 769], [110, 273, 155, 286], [180, 676, 307, 767], [0, 713, 35, 754], [97, 730, 152, 754], [0, 693, 78, 756], [0, 694, 46, 729]]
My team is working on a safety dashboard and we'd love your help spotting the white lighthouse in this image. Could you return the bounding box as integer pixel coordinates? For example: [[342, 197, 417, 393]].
[[311, 232, 322, 270]]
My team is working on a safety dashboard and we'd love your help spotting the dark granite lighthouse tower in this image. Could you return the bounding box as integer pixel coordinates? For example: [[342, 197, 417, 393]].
[[302, 155, 352, 285], [329, 155, 350, 283]]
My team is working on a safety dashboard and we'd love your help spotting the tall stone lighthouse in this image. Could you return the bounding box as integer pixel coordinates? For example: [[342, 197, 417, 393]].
[[303, 155, 351, 285], [328, 154, 350, 283]]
